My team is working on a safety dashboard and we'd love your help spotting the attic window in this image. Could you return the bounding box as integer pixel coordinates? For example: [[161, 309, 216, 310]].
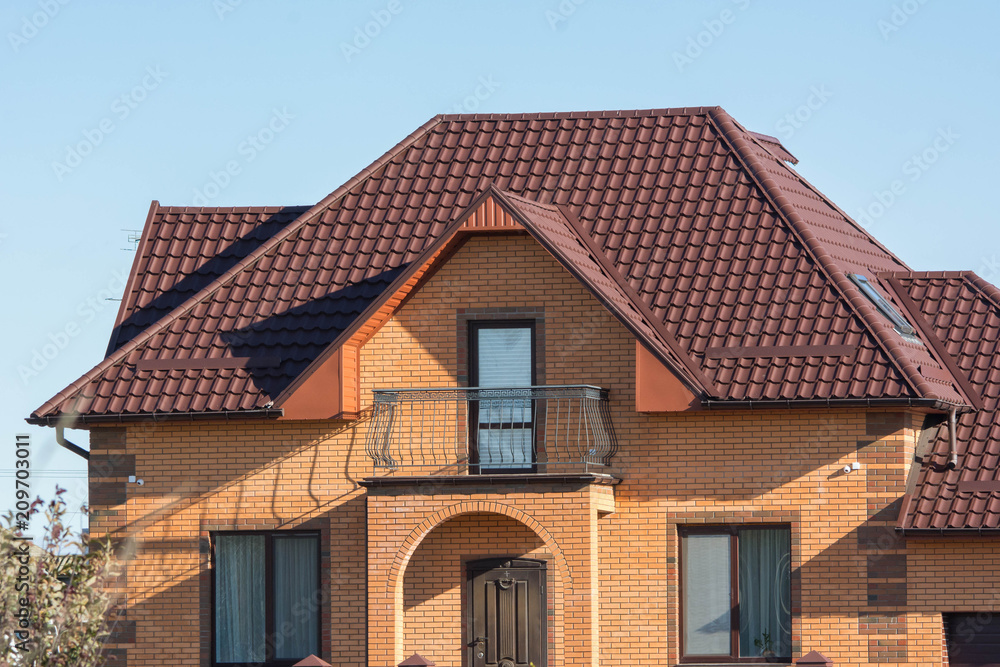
[[848, 273, 916, 336]]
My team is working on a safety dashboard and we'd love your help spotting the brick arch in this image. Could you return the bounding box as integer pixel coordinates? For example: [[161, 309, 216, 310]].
[[388, 501, 572, 600]]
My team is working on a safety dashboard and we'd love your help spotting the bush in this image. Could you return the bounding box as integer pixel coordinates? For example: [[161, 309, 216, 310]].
[[0, 488, 118, 667]]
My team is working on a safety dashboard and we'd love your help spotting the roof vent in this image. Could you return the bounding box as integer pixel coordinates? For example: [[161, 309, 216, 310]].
[[848, 273, 916, 336]]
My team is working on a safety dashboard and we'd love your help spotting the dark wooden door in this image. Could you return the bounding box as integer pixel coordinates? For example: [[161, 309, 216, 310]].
[[467, 558, 546, 667]]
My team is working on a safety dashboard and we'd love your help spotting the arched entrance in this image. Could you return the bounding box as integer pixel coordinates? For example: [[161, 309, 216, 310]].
[[399, 511, 558, 667]]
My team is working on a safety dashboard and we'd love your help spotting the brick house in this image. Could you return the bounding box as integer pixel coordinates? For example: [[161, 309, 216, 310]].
[[29, 107, 1000, 666]]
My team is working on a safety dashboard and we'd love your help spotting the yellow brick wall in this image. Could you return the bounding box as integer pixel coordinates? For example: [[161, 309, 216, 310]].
[[89, 232, 1000, 667]]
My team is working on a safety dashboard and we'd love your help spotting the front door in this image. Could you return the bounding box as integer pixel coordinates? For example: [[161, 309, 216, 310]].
[[467, 558, 546, 667]]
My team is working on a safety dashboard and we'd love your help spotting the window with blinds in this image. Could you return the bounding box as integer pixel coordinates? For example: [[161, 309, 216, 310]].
[[470, 321, 536, 473]]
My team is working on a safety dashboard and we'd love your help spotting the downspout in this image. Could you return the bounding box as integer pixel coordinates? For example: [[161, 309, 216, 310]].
[[948, 407, 958, 469], [56, 425, 90, 460]]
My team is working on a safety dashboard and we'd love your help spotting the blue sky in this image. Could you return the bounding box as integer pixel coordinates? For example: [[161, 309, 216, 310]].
[[2, 0, 997, 534]]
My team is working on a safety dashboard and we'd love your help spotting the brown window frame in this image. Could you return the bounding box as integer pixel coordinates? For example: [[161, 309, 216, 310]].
[[210, 530, 322, 667], [678, 524, 792, 664], [468, 320, 537, 474]]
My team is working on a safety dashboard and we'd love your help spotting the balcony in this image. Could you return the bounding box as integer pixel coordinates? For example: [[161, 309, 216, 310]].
[[365, 385, 618, 475]]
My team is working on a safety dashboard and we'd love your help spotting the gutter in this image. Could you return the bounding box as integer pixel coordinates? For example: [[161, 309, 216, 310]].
[[702, 397, 970, 411], [56, 425, 89, 460], [27, 408, 284, 427], [897, 526, 1000, 537]]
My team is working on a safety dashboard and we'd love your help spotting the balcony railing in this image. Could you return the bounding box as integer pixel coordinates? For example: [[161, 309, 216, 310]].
[[365, 385, 618, 473]]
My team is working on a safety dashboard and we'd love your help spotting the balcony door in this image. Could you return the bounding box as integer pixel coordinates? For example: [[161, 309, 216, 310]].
[[470, 321, 536, 473]]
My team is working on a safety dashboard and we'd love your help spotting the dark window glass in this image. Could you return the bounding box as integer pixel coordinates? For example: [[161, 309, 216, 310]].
[[469, 321, 536, 472], [848, 273, 916, 336], [213, 532, 319, 665], [681, 526, 791, 662]]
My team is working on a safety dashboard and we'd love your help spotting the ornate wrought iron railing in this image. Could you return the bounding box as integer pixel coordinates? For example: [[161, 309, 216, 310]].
[[365, 385, 618, 473]]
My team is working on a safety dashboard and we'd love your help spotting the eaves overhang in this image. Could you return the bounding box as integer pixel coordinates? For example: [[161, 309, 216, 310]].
[[702, 397, 971, 411], [25, 408, 285, 427]]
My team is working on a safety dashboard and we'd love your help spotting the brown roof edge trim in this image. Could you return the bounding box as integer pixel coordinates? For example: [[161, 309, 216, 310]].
[[489, 189, 708, 398], [896, 493, 914, 530], [897, 527, 1000, 536], [271, 184, 499, 407], [26, 408, 285, 427], [727, 114, 906, 269], [105, 199, 159, 356], [881, 275, 983, 410], [303, 115, 444, 218], [32, 117, 448, 422], [746, 131, 799, 165], [353, 235, 472, 349], [708, 107, 941, 404], [967, 271, 1000, 311], [541, 198, 719, 396], [703, 397, 965, 410]]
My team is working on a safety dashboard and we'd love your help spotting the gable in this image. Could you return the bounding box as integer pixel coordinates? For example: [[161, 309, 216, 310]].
[[275, 192, 700, 418], [359, 233, 640, 394]]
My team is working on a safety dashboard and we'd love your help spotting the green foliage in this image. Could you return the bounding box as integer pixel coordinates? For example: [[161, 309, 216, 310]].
[[753, 629, 775, 656], [0, 488, 118, 667]]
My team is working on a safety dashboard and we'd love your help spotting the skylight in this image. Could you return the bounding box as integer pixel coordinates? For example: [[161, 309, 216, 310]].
[[848, 273, 916, 336]]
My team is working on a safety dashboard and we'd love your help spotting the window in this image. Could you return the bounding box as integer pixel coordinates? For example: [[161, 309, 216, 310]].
[[469, 321, 536, 473], [848, 273, 917, 336], [213, 532, 320, 666], [680, 526, 791, 662]]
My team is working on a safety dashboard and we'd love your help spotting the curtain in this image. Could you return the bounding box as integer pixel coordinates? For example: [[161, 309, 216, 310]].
[[476, 327, 532, 468], [215, 535, 266, 663], [683, 534, 731, 655], [738, 528, 791, 657], [274, 535, 320, 659]]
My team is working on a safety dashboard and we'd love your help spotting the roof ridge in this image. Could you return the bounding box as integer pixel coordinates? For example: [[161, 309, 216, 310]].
[[33, 115, 449, 421], [154, 204, 312, 213], [436, 106, 722, 123], [707, 107, 950, 404]]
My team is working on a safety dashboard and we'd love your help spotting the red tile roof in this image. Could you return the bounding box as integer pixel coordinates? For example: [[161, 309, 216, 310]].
[[892, 272, 1000, 531], [108, 203, 309, 355], [29, 107, 976, 427]]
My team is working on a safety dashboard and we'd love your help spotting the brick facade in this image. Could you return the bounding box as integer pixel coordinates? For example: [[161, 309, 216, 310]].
[[88, 233, 1000, 666]]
